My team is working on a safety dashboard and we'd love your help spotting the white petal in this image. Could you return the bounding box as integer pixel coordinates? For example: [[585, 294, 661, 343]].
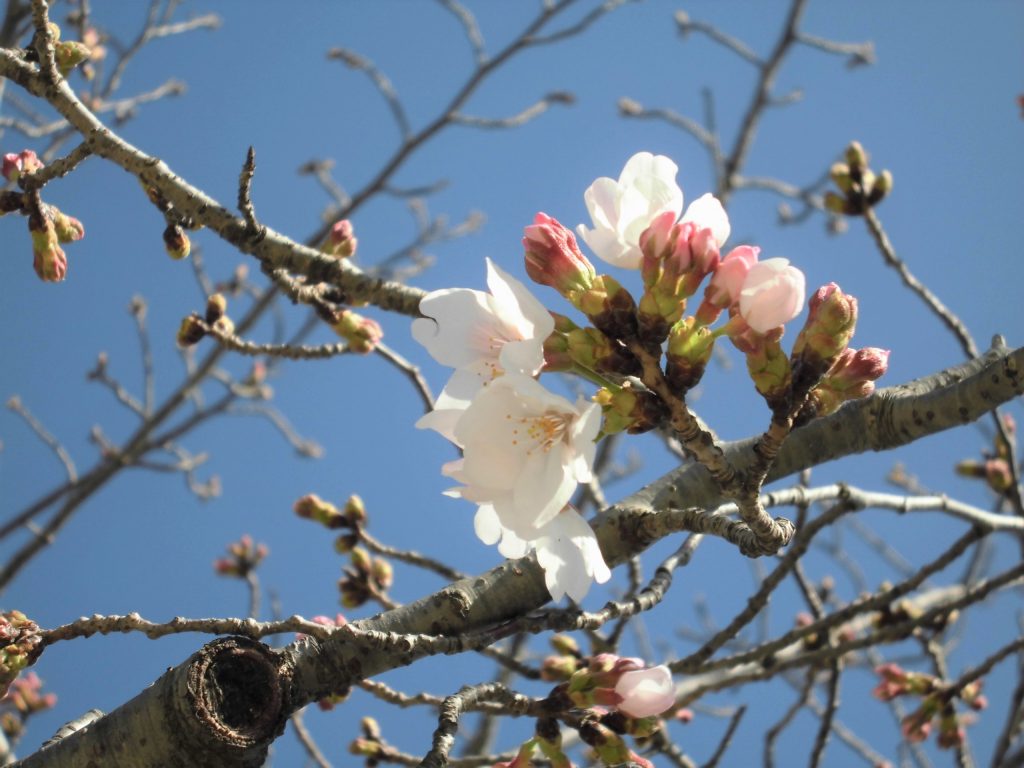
[[473, 504, 502, 546], [582, 177, 621, 231], [681, 193, 730, 248], [497, 527, 529, 559], [534, 510, 609, 602]]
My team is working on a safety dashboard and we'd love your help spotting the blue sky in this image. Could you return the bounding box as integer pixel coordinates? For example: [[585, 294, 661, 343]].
[[1, 1, 1022, 764]]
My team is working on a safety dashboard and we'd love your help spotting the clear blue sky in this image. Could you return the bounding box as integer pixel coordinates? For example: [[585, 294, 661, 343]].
[[1, 1, 1021, 764]]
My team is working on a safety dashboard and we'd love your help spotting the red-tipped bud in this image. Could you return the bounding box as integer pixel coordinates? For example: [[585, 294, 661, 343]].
[[792, 283, 859, 379], [3, 150, 42, 183], [323, 219, 357, 258], [523, 213, 596, 298], [49, 208, 85, 243], [331, 310, 382, 353], [29, 214, 67, 282]]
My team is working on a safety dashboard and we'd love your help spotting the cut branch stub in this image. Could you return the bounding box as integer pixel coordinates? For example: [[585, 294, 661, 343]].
[[17, 636, 289, 768]]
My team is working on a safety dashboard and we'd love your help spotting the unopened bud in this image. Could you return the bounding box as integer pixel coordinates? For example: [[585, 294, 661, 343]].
[[205, 293, 227, 324], [55, 41, 92, 77], [792, 283, 859, 386], [343, 494, 367, 525], [49, 208, 85, 243], [331, 310, 383, 354], [550, 634, 580, 657], [293, 493, 347, 528], [350, 547, 372, 574], [829, 162, 853, 193], [29, 214, 67, 282], [323, 219, 357, 258], [371, 558, 393, 590], [163, 224, 190, 260], [867, 169, 894, 206], [176, 315, 206, 346], [541, 655, 579, 681], [523, 212, 596, 299], [339, 578, 369, 608], [844, 141, 868, 171]]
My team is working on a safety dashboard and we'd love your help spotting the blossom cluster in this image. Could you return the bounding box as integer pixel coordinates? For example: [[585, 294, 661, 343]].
[[873, 663, 987, 749], [413, 151, 888, 603]]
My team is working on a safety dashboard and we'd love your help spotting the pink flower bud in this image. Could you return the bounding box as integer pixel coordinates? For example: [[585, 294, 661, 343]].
[[331, 309, 383, 353], [738, 258, 806, 333], [639, 211, 692, 285], [829, 347, 890, 389], [324, 219, 357, 258], [697, 245, 760, 323], [3, 150, 42, 183], [523, 212, 596, 297], [613, 665, 675, 718]]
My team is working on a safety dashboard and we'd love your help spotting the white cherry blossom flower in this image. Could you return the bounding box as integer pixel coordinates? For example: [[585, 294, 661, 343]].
[[577, 152, 684, 270], [474, 505, 611, 602], [443, 373, 601, 536], [412, 258, 553, 438]]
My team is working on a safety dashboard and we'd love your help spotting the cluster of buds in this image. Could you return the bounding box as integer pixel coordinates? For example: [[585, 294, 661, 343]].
[[956, 413, 1017, 499], [295, 493, 393, 609], [824, 141, 893, 216], [496, 719, 572, 768], [212, 534, 268, 578], [331, 309, 383, 354], [176, 293, 234, 347], [339, 545, 393, 609], [636, 210, 725, 344], [542, 313, 640, 377], [0, 672, 57, 738], [27, 203, 84, 282], [294, 492, 367, 548], [872, 663, 987, 750], [320, 219, 358, 259], [4, 149, 87, 282], [349, 715, 384, 762], [522, 201, 864, 429], [0, 612, 42, 696]]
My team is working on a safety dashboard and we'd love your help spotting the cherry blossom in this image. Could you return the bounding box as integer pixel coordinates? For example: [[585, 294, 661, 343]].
[[474, 505, 611, 602], [738, 257, 806, 333], [412, 258, 553, 438], [577, 152, 683, 269], [443, 373, 601, 537], [614, 665, 675, 718]]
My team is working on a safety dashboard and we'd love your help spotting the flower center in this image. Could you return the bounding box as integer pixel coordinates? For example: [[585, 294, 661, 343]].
[[511, 410, 572, 454]]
